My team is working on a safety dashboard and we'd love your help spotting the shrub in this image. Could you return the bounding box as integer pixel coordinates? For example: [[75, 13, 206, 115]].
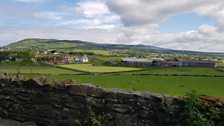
[[72, 107, 107, 126], [162, 91, 221, 126]]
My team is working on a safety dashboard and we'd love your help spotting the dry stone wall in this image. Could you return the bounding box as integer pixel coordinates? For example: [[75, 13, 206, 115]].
[[0, 74, 223, 126]]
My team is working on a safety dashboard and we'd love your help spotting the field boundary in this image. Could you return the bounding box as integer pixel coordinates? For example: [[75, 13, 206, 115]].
[[56, 64, 142, 74], [129, 73, 224, 77], [54, 65, 91, 74]]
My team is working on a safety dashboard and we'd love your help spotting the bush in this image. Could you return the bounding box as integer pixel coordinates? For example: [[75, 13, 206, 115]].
[[162, 91, 221, 126], [72, 107, 107, 126]]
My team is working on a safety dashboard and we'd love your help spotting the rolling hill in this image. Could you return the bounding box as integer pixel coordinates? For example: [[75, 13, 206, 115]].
[[5, 38, 224, 56]]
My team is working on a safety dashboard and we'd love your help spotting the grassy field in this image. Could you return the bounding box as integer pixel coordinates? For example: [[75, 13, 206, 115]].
[[45, 74, 224, 97], [217, 62, 224, 67], [0, 61, 42, 66], [0, 66, 81, 75], [9, 39, 79, 51], [94, 56, 123, 61], [75, 49, 110, 55], [1, 65, 224, 97], [121, 67, 224, 76], [58, 64, 141, 73]]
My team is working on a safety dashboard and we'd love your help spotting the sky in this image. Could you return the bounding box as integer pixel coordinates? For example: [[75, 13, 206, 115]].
[[0, 0, 224, 52]]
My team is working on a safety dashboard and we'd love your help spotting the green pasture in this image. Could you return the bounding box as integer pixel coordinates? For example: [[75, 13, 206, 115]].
[[1, 65, 224, 97], [121, 67, 224, 76], [217, 62, 224, 67], [0, 61, 42, 66], [0, 66, 80, 75], [9, 40, 78, 50], [57, 64, 141, 73], [94, 56, 123, 61], [46, 74, 224, 97], [75, 49, 110, 55]]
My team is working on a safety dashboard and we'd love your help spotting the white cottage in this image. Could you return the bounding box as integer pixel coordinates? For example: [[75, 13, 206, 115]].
[[75, 55, 89, 62]]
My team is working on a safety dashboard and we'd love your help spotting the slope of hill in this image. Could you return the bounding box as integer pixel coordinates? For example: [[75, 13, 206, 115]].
[[6, 38, 224, 56]]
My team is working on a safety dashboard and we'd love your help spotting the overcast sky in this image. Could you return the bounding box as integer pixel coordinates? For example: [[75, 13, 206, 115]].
[[0, 0, 224, 52]]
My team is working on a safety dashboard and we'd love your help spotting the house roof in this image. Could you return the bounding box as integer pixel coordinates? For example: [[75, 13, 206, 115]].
[[123, 58, 153, 62], [151, 58, 164, 61], [163, 61, 181, 64], [181, 60, 216, 63]]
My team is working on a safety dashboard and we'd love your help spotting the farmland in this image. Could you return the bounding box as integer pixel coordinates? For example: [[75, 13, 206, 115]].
[[121, 67, 224, 76], [57, 64, 141, 73], [46, 74, 224, 97], [217, 62, 224, 67], [93, 56, 123, 61], [0, 66, 80, 75], [1, 63, 224, 97], [75, 49, 110, 55], [0, 64, 224, 97]]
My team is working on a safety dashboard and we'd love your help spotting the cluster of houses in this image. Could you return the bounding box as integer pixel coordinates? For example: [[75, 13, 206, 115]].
[[0, 47, 9, 51], [122, 57, 217, 68], [43, 55, 89, 64], [0, 49, 90, 64], [0, 48, 221, 68]]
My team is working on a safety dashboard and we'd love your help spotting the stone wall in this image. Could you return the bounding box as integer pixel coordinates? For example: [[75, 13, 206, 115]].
[[0, 75, 223, 126]]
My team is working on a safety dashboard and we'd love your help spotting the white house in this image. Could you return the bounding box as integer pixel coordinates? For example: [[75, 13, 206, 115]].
[[75, 55, 89, 62]]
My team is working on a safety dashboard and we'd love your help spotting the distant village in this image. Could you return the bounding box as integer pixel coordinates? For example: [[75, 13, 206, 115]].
[[34, 52, 89, 64], [0, 47, 224, 68], [0, 49, 89, 64]]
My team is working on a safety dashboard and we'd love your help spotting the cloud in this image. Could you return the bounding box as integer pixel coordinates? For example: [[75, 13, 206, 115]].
[[58, 19, 118, 30], [13, 0, 48, 3], [58, 1, 121, 30], [196, 3, 224, 30], [0, 26, 121, 46], [32, 12, 64, 20], [104, 0, 224, 52], [1, 0, 224, 52], [76, 1, 111, 18], [115, 23, 224, 52], [105, 0, 222, 26]]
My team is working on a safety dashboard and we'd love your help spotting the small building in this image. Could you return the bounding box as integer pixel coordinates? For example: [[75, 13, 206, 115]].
[[122, 58, 153, 66], [181, 60, 216, 68], [151, 58, 165, 62], [161, 61, 182, 67], [15, 58, 26, 62], [0, 48, 4, 51], [31, 58, 37, 62], [75, 55, 89, 62], [53, 52, 59, 55], [64, 56, 69, 63], [122, 57, 217, 68]]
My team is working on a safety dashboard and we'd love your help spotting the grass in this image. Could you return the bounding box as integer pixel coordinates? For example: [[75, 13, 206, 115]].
[[75, 49, 110, 55], [121, 67, 224, 76], [217, 62, 224, 67], [9, 40, 78, 51], [57, 64, 141, 73], [45, 74, 224, 97], [0, 61, 43, 66], [1, 65, 224, 97], [0, 66, 81, 75], [94, 56, 123, 61]]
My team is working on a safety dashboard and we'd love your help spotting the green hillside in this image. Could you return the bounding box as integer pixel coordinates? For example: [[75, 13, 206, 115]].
[[6, 38, 224, 56]]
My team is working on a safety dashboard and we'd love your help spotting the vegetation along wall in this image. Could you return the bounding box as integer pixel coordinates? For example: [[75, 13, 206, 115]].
[[0, 74, 223, 126]]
